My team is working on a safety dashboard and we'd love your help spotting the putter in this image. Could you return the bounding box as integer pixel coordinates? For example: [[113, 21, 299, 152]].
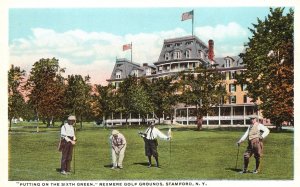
[[73, 144, 76, 174], [235, 144, 240, 170]]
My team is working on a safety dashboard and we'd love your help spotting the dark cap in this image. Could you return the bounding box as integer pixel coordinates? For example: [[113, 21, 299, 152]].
[[248, 115, 257, 120]]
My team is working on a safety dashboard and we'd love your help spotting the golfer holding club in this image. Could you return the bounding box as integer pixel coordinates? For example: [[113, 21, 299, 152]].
[[59, 115, 77, 175], [237, 115, 270, 174], [110, 130, 127, 169], [139, 120, 171, 168]]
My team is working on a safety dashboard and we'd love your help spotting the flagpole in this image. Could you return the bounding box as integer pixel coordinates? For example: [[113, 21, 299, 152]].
[[192, 10, 194, 36], [131, 42, 132, 63]]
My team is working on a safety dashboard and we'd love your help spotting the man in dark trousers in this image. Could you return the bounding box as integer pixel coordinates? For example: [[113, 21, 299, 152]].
[[59, 115, 77, 175], [139, 121, 170, 168], [237, 116, 270, 174]]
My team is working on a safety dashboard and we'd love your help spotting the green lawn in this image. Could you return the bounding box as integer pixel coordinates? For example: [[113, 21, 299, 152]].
[[8, 122, 294, 180]]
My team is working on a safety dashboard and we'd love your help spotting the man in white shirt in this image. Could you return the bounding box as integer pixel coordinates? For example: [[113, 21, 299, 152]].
[[59, 115, 77, 175], [237, 116, 270, 174], [110, 130, 127, 169], [140, 121, 170, 168]]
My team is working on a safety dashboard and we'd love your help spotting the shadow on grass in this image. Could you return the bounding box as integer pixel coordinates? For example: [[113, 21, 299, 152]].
[[104, 164, 113, 168], [133, 162, 150, 166], [225, 167, 242, 172]]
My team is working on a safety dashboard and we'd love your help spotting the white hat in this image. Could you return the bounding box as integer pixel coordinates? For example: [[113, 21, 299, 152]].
[[68, 115, 76, 121], [112, 130, 119, 135]]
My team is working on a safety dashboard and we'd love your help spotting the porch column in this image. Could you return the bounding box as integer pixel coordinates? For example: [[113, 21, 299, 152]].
[[139, 113, 141, 125], [243, 105, 246, 125], [187, 107, 189, 125], [231, 106, 233, 125], [218, 106, 221, 126], [120, 113, 122, 126]]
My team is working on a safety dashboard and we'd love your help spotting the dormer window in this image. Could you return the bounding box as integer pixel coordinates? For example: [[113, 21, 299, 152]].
[[131, 69, 139, 77], [185, 50, 191, 59], [174, 51, 181, 59], [116, 70, 122, 79], [198, 50, 204, 59], [165, 52, 170, 61], [225, 58, 232, 67], [186, 41, 193, 45], [146, 68, 151, 76]]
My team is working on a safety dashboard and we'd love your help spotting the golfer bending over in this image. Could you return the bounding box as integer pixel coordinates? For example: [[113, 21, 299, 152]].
[[110, 130, 127, 169], [237, 116, 270, 174], [139, 121, 170, 168]]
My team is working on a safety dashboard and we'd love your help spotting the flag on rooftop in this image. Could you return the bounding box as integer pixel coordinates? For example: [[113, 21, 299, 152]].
[[122, 43, 132, 51], [181, 10, 193, 21]]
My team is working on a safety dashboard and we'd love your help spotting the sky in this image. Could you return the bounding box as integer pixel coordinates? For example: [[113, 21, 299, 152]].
[[8, 6, 286, 85]]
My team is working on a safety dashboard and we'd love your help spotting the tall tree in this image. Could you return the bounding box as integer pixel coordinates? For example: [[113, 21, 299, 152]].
[[180, 64, 227, 130], [238, 7, 294, 129], [148, 76, 179, 124], [118, 76, 153, 125], [8, 65, 26, 131], [26, 58, 66, 127], [93, 84, 116, 124], [65, 74, 92, 129]]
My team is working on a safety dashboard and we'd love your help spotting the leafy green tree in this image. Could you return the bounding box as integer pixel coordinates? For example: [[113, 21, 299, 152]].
[[180, 64, 227, 130], [129, 79, 154, 121], [118, 76, 154, 125], [8, 65, 26, 131], [65, 74, 92, 129], [93, 84, 116, 124], [148, 76, 179, 124], [238, 7, 294, 129], [26, 58, 66, 127]]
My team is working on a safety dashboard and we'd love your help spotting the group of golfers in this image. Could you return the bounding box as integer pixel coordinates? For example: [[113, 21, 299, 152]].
[[58, 115, 269, 175]]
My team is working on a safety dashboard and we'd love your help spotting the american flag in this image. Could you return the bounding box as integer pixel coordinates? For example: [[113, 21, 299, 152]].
[[181, 10, 193, 21], [123, 43, 132, 51]]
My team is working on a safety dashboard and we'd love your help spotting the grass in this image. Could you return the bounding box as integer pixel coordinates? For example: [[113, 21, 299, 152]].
[[8, 122, 294, 180]]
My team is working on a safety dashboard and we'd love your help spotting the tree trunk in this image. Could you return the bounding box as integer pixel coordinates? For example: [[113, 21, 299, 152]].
[[197, 115, 203, 131], [80, 114, 83, 130], [9, 118, 12, 131]]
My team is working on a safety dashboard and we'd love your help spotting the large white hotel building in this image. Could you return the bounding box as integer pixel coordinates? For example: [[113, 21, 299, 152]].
[[106, 35, 270, 126]]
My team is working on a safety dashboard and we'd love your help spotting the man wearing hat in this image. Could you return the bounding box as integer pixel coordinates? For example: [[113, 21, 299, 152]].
[[237, 116, 270, 174], [110, 130, 127, 169], [59, 115, 77, 174], [139, 121, 170, 168]]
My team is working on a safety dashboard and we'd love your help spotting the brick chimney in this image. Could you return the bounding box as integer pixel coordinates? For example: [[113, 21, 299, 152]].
[[208, 39, 214, 61]]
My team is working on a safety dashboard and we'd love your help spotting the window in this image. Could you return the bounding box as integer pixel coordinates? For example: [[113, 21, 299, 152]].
[[230, 96, 236, 104], [116, 71, 122, 79], [185, 50, 191, 58], [243, 95, 248, 103], [165, 52, 170, 61], [175, 43, 181, 47], [115, 82, 120, 89], [131, 69, 138, 76], [146, 68, 151, 75], [186, 41, 193, 45], [229, 84, 236, 92], [198, 50, 204, 59], [158, 66, 162, 71], [229, 71, 236, 79], [225, 58, 231, 67], [174, 51, 181, 59], [241, 84, 247, 91]]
